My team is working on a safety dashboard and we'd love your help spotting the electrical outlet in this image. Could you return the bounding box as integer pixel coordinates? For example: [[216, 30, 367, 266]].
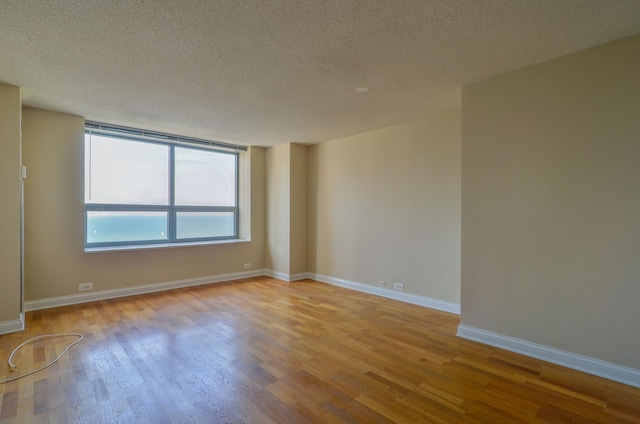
[[393, 282, 404, 291], [243, 263, 252, 269], [78, 282, 93, 291], [377, 280, 386, 287]]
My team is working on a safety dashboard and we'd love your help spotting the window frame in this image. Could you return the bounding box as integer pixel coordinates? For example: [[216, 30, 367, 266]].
[[84, 129, 241, 249]]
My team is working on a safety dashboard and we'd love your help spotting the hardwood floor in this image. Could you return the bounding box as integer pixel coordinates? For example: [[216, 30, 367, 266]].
[[0, 277, 638, 423]]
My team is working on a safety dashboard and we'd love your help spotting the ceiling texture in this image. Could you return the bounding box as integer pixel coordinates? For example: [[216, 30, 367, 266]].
[[1, 0, 639, 147]]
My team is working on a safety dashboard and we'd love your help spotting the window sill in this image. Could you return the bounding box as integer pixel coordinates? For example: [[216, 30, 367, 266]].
[[84, 238, 250, 254]]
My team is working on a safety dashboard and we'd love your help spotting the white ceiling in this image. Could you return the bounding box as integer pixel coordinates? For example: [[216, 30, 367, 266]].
[[1, 1, 639, 147]]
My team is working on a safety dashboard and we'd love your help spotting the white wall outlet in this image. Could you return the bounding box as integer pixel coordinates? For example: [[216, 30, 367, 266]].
[[377, 280, 386, 287], [243, 263, 252, 269], [79, 282, 93, 291], [393, 282, 404, 291]]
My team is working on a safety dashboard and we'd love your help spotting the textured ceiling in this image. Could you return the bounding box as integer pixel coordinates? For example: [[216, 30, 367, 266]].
[[1, 1, 639, 147]]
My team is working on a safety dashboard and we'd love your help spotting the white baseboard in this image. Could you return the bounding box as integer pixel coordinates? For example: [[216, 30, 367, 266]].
[[290, 272, 311, 282], [264, 269, 289, 281], [24, 269, 265, 312], [457, 325, 640, 389], [310, 273, 460, 315], [0, 313, 24, 335], [264, 270, 311, 282], [24, 269, 456, 315]]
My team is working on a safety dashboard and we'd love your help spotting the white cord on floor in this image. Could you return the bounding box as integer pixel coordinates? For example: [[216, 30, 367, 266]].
[[0, 333, 83, 384]]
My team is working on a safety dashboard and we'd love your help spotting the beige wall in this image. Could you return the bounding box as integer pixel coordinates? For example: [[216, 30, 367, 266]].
[[265, 143, 290, 274], [308, 110, 461, 303], [0, 84, 22, 325], [290, 144, 308, 275], [461, 35, 640, 368], [265, 142, 309, 277], [22, 107, 266, 301]]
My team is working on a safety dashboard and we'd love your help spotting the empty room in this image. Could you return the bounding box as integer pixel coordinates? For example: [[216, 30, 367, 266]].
[[1, 1, 639, 422]]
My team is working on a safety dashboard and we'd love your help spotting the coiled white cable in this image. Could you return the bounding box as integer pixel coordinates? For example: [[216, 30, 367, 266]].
[[0, 333, 83, 384]]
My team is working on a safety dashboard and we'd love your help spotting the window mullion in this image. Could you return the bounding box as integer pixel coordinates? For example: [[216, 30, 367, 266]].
[[169, 144, 176, 243], [235, 153, 240, 238]]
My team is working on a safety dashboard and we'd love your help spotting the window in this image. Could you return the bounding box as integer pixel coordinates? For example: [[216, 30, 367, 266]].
[[84, 123, 243, 248]]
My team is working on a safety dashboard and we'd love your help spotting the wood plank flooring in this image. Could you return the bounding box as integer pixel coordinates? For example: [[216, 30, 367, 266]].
[[0, 277, 639, 423]]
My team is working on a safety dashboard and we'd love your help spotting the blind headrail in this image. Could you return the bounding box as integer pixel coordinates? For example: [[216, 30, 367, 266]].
[[85, 121, 248, 152]]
